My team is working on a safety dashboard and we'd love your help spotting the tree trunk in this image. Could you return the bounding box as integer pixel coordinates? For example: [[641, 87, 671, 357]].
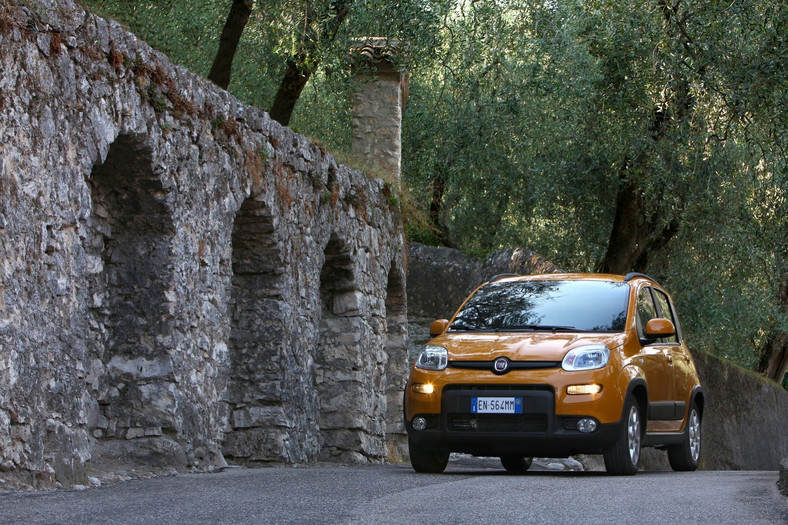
[[208, 0, 254, 90], [758, 276, 788, 383], [600, 166, 680, 275], [633, 218, 679, 272], [762, 335, 788, 382], [601, 176, 647, 275], [268, 0, 355, 126], [428, 171, 452, 246], [601, 2, 710, 275], [269, 54, 312, 126]]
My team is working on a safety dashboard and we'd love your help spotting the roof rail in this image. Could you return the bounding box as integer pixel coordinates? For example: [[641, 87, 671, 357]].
[[487, 273, 519, 284], [624, 272, 662, 286]]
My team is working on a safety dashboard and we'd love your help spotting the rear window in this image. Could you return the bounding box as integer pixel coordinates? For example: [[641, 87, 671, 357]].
[[450, 280, 629, 333]]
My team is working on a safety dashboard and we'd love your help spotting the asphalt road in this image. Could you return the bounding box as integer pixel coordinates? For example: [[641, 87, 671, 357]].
[[1, 458, 786, 524]]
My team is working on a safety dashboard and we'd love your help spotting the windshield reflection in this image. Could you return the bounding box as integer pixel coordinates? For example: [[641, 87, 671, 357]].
[[450, 280, 629, 333]]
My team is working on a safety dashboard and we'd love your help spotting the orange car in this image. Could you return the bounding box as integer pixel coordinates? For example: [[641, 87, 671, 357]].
[[405, 273, 704, 475]]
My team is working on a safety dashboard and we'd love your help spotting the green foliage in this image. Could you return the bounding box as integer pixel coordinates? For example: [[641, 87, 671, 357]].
[[79, 0, 787, 373], [399, 0, 787, 371]]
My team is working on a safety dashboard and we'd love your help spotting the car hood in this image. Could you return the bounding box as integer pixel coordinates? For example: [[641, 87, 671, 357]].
[[432, 331, 627, 362]]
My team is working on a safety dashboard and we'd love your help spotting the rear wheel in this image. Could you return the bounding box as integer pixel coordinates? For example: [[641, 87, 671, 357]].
[[603, 394, 641, 475], [408, 438, 449, 473], [667, 402, 701, 471], [500, 456, 533, 473]]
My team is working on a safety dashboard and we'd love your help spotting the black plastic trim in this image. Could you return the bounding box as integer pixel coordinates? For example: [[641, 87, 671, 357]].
[[649, 401, 686, 421], [643, 432, 685, 448], [625, 272, 656, 283], [449, 360, 561, 373], [690, 385, 705, 417], [406, 418, 622, 457]]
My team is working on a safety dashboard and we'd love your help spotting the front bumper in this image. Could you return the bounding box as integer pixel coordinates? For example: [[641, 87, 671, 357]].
[[406, 385, 623, 457]]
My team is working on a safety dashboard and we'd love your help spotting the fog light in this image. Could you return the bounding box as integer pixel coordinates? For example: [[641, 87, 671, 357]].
[[412, 383, 434, 394], [567, 384, 602, 395], [412, 416, 427, 431], [577, 418, 598, 433]]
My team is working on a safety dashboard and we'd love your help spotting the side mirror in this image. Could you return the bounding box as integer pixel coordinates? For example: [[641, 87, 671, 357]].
[[645, 318, 676, 338], [429, 319, 450, 337]]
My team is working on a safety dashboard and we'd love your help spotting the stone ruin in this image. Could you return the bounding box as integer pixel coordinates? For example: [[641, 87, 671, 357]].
[[0, 0, 408, 487]]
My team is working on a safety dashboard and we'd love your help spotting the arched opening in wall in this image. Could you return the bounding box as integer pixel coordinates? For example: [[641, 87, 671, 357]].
[[317, 234, 365, 460], [383, 261, 408, 460], [222, 197, 290, 464], [87, 135, 177, 455]]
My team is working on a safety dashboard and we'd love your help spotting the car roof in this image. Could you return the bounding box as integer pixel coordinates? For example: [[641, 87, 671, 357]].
[[487, 272, 662, 287]]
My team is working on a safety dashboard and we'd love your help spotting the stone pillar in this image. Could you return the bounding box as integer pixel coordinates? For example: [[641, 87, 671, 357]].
[[350, 38, 408, 186]]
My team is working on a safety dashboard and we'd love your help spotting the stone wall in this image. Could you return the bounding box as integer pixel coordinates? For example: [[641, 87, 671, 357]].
[[406, 243, 788, 471], [0, 0, 408, 488], [692, 351, 788, 470]]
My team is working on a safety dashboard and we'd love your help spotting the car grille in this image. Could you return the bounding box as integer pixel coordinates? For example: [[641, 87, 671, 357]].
[[449, 360, 560, 372], [447, 413, 548, 433], [443, 384, 552, 392]]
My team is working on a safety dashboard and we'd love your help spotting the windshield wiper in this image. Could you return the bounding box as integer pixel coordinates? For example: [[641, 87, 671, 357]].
[[449, 322, 478, 331], [500, 324, 578, 332]]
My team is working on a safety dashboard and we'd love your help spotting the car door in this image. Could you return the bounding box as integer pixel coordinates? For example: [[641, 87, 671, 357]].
[[635, 286, 673, 413], [653, 288, 693, 419]]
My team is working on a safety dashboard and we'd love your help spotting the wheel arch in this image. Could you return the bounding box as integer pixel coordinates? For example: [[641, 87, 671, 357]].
[[690, 386, 705, 419], [623, 377, 648, 430]]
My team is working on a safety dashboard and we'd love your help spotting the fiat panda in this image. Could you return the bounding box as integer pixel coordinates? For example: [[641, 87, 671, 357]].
[[404, 273, 704, 475]]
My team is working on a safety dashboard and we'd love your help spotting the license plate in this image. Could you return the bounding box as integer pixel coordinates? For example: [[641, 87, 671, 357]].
[[471, 397, 523, 414]]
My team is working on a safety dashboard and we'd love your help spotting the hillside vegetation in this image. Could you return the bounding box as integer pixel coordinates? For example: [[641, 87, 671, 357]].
[[81, 0, 787, 383]]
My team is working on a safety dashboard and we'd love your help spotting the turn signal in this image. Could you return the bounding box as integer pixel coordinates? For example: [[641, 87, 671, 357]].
[[567, 384, 602, 395], [412, 383, 434, 394]]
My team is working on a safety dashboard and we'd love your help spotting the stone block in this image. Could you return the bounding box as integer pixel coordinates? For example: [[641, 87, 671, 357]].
[[332, 291, 366, 316], [232, 406, 289, 429]]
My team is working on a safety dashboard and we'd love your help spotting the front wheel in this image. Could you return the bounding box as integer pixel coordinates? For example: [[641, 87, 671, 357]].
[[408, 438, 449, 473], [500, 456, 533, 473], [667, 402, 701, 471], [603, 394, 642, 475]]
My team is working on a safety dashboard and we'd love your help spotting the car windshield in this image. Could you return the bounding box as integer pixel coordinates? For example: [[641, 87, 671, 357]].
[[450, 279, 629, 333]]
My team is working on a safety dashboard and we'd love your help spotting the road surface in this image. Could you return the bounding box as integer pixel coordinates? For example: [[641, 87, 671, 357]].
[[1, 457, 785, 524]]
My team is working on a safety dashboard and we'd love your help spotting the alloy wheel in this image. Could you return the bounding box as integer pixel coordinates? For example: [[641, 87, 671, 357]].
[[688, 409, 701, 462], [627, 404, 641, 465]]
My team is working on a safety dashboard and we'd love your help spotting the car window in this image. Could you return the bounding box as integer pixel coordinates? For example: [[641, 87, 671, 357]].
[[450, 280, 629, 333], [636, 286, 658, 339], [653, 289, 679, 343]]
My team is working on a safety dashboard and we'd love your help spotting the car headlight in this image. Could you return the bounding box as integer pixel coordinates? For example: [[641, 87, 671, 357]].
[[562, 345, 610, 371], [416, 345, 448, 371]]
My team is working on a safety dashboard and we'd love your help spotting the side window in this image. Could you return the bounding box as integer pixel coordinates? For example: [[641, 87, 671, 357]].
[[653, 289, 679, 343], [636, 287, 658, 339]]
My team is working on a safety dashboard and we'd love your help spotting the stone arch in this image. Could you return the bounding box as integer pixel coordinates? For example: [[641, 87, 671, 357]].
[[383, 260, 408, 459], [87, 134, 178, 459], [222, 197, 291, 463], [317, 234, 367, 460]]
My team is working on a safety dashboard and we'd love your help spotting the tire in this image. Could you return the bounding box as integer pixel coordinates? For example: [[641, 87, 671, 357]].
[[500, 456, 533, 473], [408, 438, 449, 473], [603, 394, 642, 475], [667, 402, 701, 471]]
